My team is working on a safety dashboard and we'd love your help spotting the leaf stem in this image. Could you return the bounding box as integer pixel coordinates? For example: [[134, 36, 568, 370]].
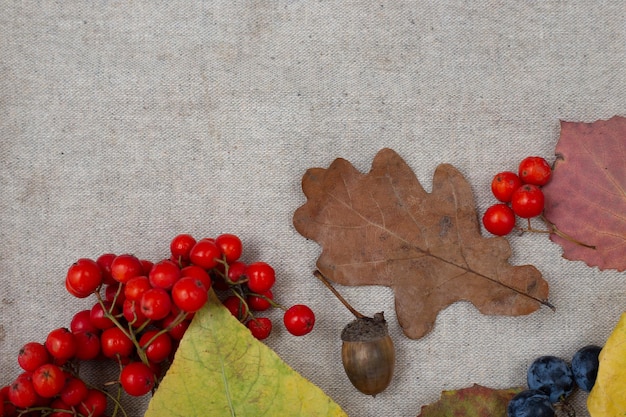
[[313, 270, 365, 319], [539, 215, 596, 249], [513, 217, 596, 250]]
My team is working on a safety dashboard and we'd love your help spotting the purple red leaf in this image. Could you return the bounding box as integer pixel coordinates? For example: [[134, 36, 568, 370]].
[[543, 116, 626, 271]]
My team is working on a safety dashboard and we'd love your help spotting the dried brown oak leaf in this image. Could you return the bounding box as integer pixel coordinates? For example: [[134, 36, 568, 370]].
[[293, 148, 550, 339]]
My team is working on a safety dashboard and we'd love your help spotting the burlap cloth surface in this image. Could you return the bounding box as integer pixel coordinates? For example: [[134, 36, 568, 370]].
[[1, 2, 625, 416]]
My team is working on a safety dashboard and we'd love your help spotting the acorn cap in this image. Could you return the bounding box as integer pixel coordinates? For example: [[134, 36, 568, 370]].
[[341, 312, 388, 342]]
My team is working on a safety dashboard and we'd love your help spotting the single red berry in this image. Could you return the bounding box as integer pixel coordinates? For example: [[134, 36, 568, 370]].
[[226, 261, 247, 284], [95, 253, 117, 285], [65, 258, 103, 298], [490, 171, 523, 203], [180, 265, 212, 290], [215, 233, 243, 263], [100, 327, 134, 360], [245, 262, 276, 293], [120, 362, 156, 397], [76, 388, 107, 417], [104, 282, 126, 307], [283, 304, 315, 336], [149, 259, 181, 290], [511, 184, 545, 218], [8, 376, 38, 408], [65, 278, 85, 298], [140, 259, 154, 274], [32, 363, 65, 398], [18, 342, 50, 372], [89, 301, 118, 330], [139, 329, 173, 363], [123, 299, 150, 328], [159, 314, 190, 340], [49, 397, 74, 417], [518, 156, 552, 186], [72, 331, 101, 360], [222, 296, 249, 321], [170, 233, 197, 262], [45, 328, 77, 361], [171, 277, 208, 313], [189, 239, 221, 269], [70, 309, 98, 334], [482, 204, 516, 236], [60, 376, 88, 407], [140, 287, 172, 320], [246, 317, 272, 340], [0, 385, 15, 416], [124, 276, 152, 301], [110, 254, 143, 283], [247, 290, 273, 311]]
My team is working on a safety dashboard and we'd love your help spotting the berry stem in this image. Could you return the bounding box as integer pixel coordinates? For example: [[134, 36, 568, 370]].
[[228, 286, 252, 321], [94, 291, 150, 365], [144, 311, 188, 348], [97, 382, 129, 417], [247, 291, 287, 310], [215, 257, 249, 286], [133, 316, 153, 334], [313, 270, 366, 319]]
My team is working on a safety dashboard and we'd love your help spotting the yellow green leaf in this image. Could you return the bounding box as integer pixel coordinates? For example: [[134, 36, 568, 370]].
[[587, 312, 626, 416], [144, 290, 347, 417]]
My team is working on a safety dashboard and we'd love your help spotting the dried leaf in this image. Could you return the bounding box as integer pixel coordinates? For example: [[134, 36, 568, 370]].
[[543, 116, 626, 271], [145, 290, 348, 417], [417, 384, 522, 417], [293, 148, 550, 339], [587, 312, 626, 417]]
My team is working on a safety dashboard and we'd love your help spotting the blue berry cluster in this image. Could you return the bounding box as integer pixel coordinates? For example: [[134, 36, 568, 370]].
[[507, 345, 602, 417]]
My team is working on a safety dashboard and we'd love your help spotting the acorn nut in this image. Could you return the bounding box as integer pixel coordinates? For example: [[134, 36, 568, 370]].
[[314, 270, 395, 396], [341, 312, 395, 396]]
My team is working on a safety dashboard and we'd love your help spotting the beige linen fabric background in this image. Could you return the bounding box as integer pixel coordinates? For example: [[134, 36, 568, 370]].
[[1, 1, 625, 416]]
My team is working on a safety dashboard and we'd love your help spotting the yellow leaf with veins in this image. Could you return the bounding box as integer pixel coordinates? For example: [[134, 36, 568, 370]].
[[145, 290, 347, 417], [587, 312, 626, 416]]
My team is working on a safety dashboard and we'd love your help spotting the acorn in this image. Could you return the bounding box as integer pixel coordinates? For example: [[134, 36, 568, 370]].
[[314, 270, 395, 396]]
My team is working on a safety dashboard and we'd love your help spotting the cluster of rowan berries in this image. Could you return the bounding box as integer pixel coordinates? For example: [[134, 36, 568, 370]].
[[0, 233, 314, 417], [482, 156, 552, 236]]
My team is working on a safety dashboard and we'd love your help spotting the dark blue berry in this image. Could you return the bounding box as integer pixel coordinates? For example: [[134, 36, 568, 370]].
[[507, 389, 555, 417], [571, 345, 602, 392], [527, 355, 575, 403]]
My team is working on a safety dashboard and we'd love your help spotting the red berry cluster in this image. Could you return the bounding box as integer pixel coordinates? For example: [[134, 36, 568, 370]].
[[483, 156, 552, 236], [0, 233, 315, 417]]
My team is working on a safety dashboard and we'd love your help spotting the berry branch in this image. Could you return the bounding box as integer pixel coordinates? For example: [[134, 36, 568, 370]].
[[482, 156, 595, 250], [1, 233, 316, 416]]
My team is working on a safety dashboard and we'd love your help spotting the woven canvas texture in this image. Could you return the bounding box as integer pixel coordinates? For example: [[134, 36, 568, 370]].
[[1, 2, 625, 416]]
